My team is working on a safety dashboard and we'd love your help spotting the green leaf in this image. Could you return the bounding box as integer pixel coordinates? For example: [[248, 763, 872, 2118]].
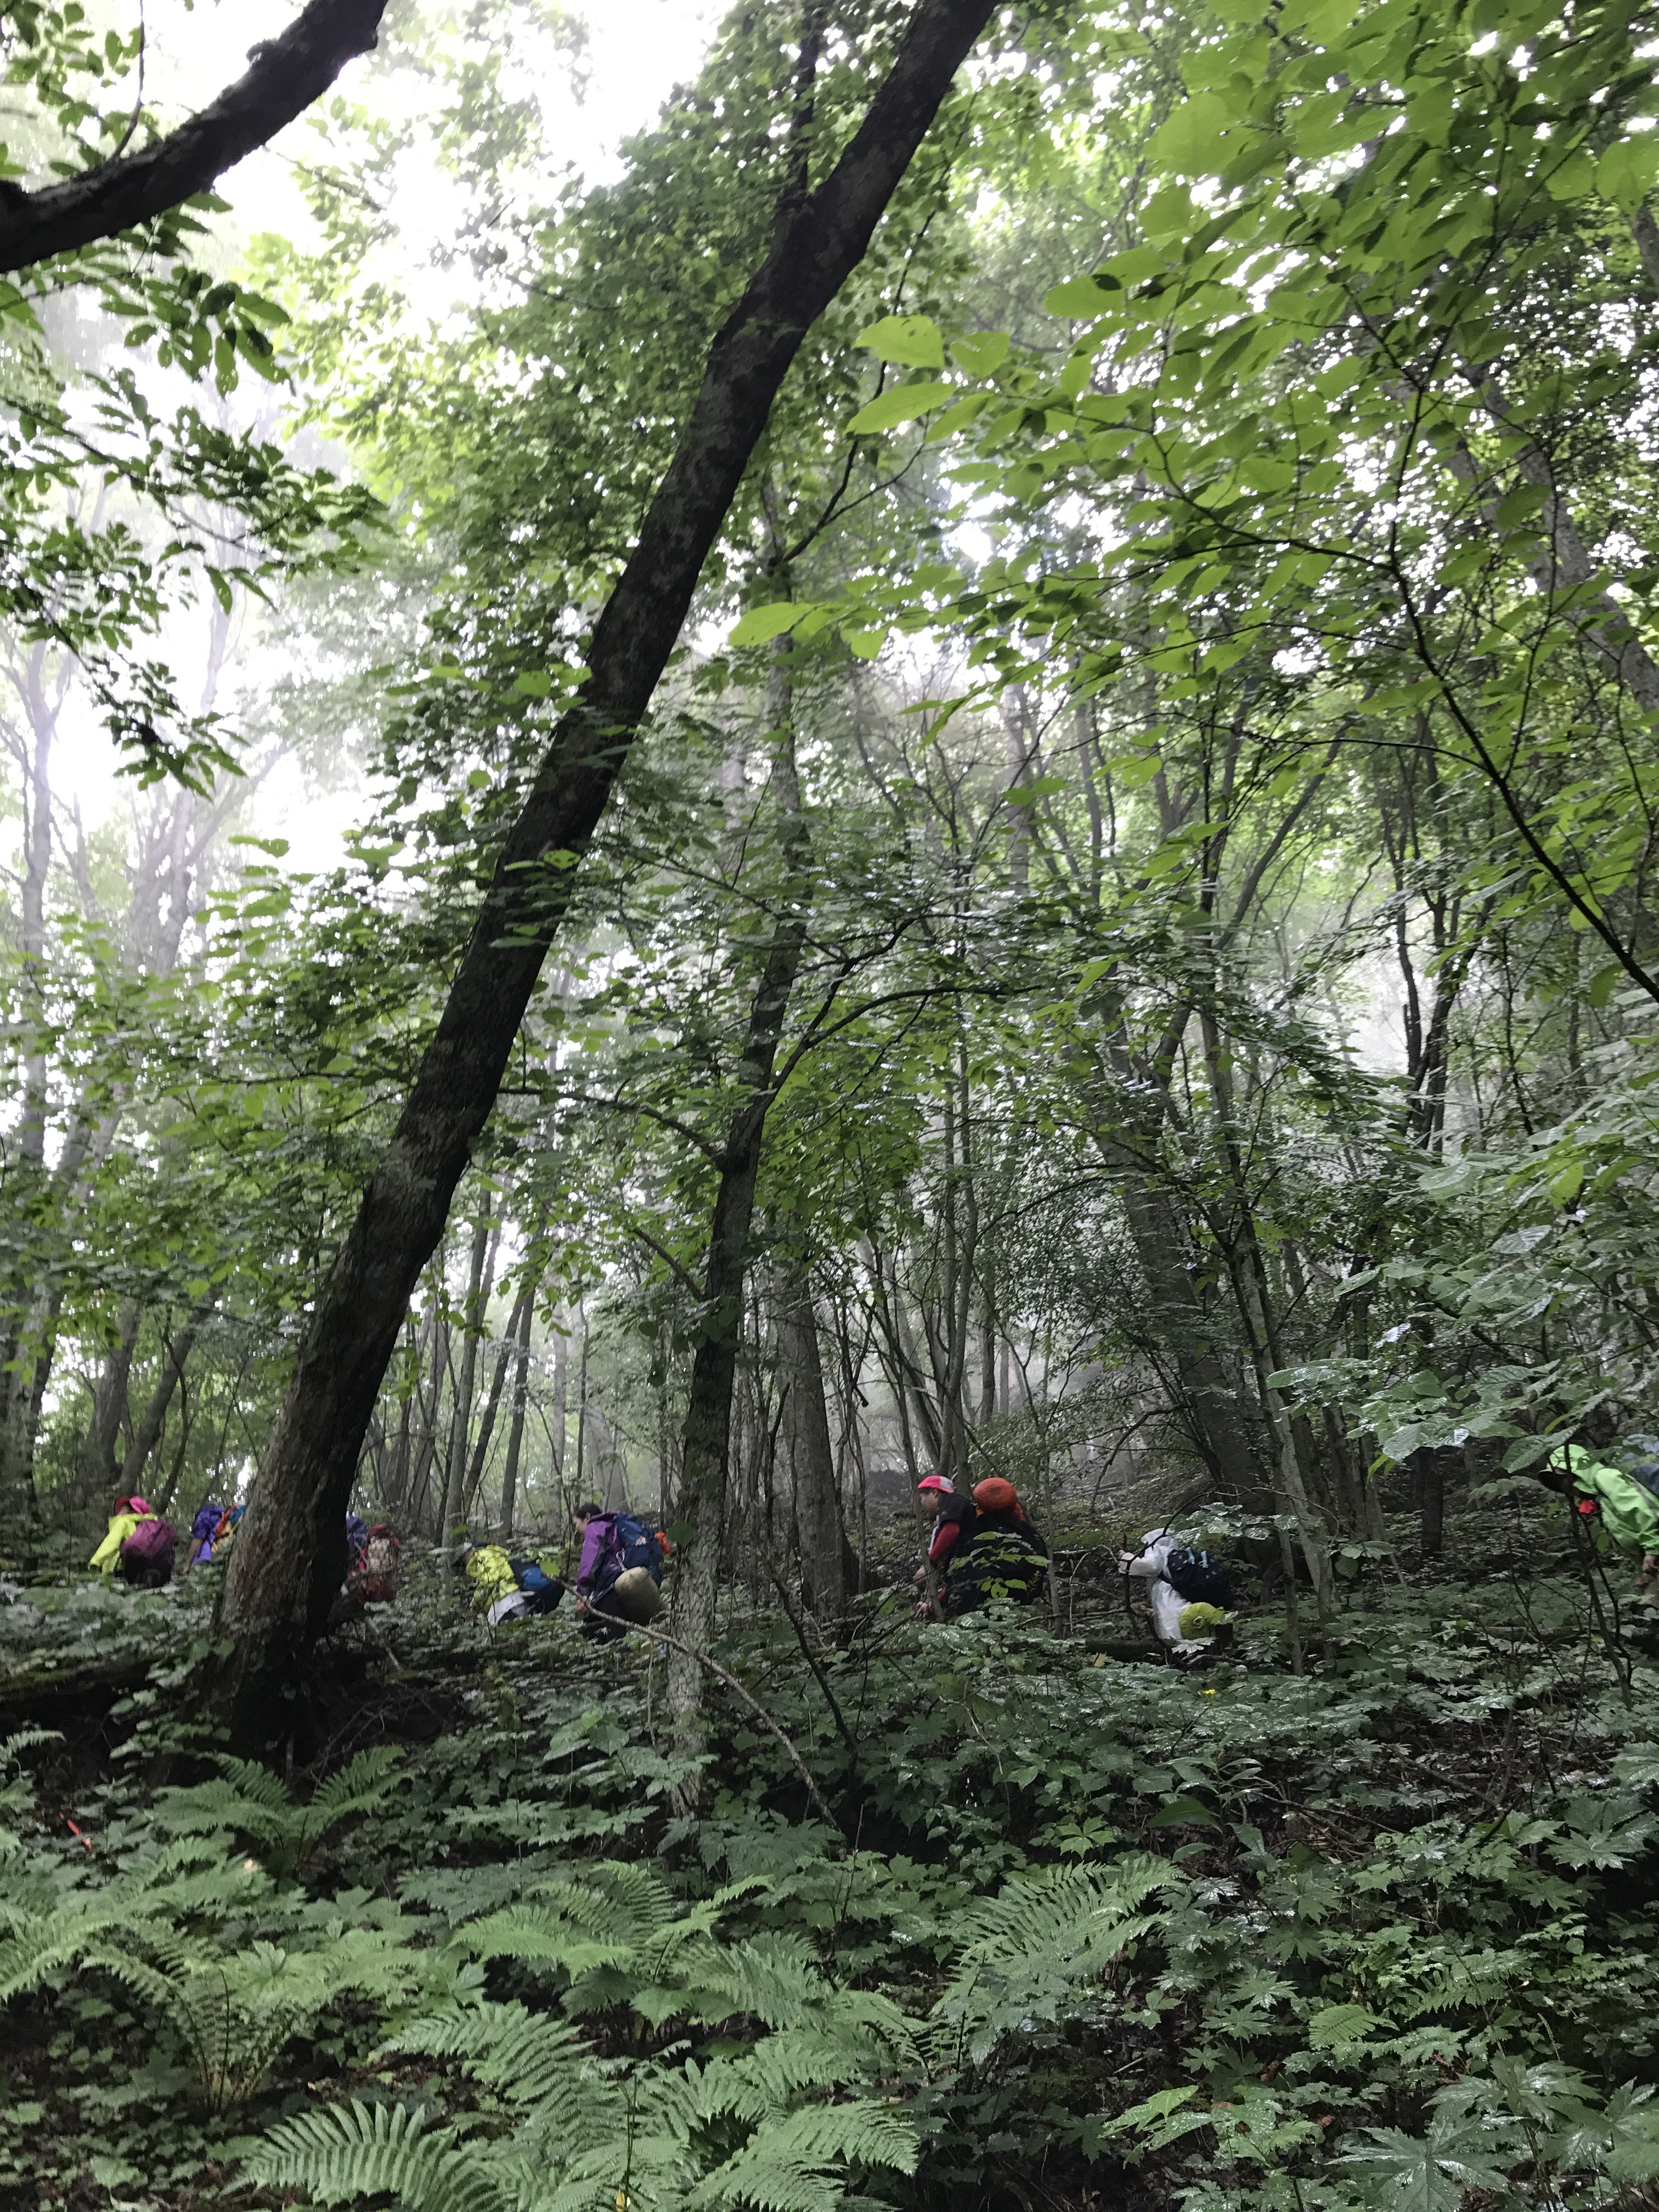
[[1597, 136, 1659, 212], [1345, 2121, 1514, 2212], [1147, 92, 1234, 178], [1589, 961, 1623, 1010], [1044, 273, 1122, 318], [951, 330, 1010, 377], [849, 380, 953, 433], [730, 602, 809, 648], [857, 313, 946, 368], [1149, 1795, 1219, 1828]]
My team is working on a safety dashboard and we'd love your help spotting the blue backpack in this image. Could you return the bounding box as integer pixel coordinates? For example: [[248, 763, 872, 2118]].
[[612, 1511, 665, 1585], [509, 1556, 564, 1616]]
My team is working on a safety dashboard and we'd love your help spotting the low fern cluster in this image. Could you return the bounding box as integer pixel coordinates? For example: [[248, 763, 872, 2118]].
[[251, 1859, 919, 2212], [0, 1742, 424, 2113], [9, 1541, 1659, 2212]]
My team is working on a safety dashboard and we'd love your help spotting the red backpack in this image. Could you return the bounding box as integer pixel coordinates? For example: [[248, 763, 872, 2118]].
[[347, 1523, 400, 1604]]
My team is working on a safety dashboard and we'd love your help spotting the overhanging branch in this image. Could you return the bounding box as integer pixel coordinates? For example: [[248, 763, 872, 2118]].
[[0, 0, 388, 275]]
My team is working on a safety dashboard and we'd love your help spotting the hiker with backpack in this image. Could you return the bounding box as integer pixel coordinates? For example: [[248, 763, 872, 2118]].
[[346, 1521, 402, 1607], [912, 1474, 976, 1616], [1544, 1431, 1659, 1596], [946, 1477, 1049, 1615], [183, 1499, 223, 1570], [461, 1541, 563, 1626], [572, 1501, 670, 1638], [1122, 1529, 1233, 1652], [89, 1495, 177, 1589]]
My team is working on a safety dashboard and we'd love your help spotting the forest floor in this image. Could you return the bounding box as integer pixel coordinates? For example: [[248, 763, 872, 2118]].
[[2, 1492, 1657, 2212]]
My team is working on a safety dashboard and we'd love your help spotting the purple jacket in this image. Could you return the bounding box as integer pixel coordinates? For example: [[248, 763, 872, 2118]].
[[576, 1515, 618, 1598], [189, 1501, 222, 1564]]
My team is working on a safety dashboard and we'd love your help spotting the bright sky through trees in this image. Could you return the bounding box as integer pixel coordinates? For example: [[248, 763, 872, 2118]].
[[44, 0, 724, 860]]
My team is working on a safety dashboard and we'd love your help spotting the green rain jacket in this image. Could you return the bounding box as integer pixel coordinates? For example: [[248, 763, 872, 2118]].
[[1550, 1444, 1659, 1555]]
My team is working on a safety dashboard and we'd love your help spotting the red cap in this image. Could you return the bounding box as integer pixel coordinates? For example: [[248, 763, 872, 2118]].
[[917, 1476, 951, 1494]]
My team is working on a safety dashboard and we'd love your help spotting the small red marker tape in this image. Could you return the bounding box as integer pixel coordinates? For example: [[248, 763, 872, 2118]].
[[65, 1819, 92, 1851]]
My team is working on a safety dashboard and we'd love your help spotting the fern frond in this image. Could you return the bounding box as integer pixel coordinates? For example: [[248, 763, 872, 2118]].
[[0, 1903, 128, 2001], [382, 2000, 608, 2128], [691, 1935, 830, 2032], [461, 1903, 632, 1978], [211, 1755, 298, 1809], [684, 2095, 916, 2212], [306, 1746, 404, 1837], [116, 1835, 257, 1897], [0, 1726, 61, 1773], [749, 2098, 918, 2174], [150, 1775, 296, 1846], [955, 1853, 1177, 1966], [540, 1860, 679, 1946], [247, 2096, 512, 2212], [689, 2166, 839, 2212], [695, 2025, 899, 2118]]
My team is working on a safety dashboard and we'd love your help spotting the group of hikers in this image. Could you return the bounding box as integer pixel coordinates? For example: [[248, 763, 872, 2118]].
[[913, 1472, 1233, 1650], [83, 1490, 667, 1635], [81, 1409, 1659, 1647], [87, 1495, 246, 1588], [458, 1504, 672, 1635]]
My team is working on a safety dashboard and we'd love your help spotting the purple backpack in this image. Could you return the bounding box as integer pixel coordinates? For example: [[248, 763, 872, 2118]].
[[121, 1516, 176, 1580]]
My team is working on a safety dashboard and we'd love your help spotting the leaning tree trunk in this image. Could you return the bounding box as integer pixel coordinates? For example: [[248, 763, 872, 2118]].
[[215, 0, 998, 1751]]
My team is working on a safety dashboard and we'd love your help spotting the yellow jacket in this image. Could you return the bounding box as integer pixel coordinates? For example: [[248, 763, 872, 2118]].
[[90, 1511, 149, 1575], [464, 1545, 518, 1610]]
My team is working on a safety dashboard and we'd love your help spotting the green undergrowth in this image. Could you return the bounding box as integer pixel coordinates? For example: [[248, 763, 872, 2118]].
[[3, 1505, 1659, 2211]]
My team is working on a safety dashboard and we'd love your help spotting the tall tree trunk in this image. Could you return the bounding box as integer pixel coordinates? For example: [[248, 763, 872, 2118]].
[[120, 1301, 212, 1496], [80, 1301, 142, 1501], [439, 1208, 496, 1556], [0, 647, 72, 1504], [865, 1246, 944, 1473], [380, 1310, 427, 1517], [407, 1304, 450, 1535], [1198, 1004, 1336, 1613], [464, 1278, 535, 1520], [1111, 1167, 1269, 1509], [549, 1311, 568, 1484], [1418, 1449, 1445, 1559], [668, 630, 814, 1748], [215, 0, 998, 1748], [499, 1291, 537, 1536], [776, 1262, 851, 1623]]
